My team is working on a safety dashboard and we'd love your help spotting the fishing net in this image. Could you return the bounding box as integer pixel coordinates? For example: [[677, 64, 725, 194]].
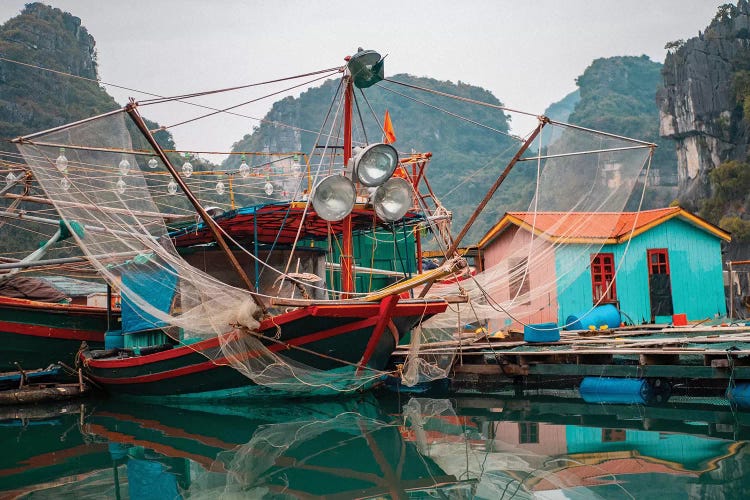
[[184, 399, 473, 498], [421, 121, 653, 333], [396, 120, 652, 385], [15, 108, 387, 394]]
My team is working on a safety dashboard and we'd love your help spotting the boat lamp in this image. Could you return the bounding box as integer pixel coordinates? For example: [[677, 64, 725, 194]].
[[373, 177, 412, 222], [353, 143, 398, 187], [311, 175, 357, 221]]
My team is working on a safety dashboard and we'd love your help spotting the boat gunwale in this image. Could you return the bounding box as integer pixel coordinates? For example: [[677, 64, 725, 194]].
[[83, 299, 447, 369]]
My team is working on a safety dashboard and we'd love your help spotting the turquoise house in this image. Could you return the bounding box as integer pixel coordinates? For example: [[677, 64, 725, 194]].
[[477, 207, 731, 327]]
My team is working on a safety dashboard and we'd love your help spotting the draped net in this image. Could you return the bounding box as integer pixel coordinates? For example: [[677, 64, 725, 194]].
[[404, 121, 652, 385], [16, 109, 385, 394]]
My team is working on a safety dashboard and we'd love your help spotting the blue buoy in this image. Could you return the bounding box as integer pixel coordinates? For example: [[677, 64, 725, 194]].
[[727, 383, 750, 409], [523, 322, 560, 343], [579, 377, 670, 404], [566, 304, 621, 330]]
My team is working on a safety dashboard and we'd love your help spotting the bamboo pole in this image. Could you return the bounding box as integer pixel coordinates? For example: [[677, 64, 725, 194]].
[[125, 101, 266, 313]]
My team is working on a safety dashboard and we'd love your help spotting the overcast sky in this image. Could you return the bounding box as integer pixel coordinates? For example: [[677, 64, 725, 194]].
[[0, 1, 721, 160]]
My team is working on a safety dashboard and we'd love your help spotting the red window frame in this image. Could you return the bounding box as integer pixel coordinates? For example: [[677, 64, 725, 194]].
[[591, 253, 617, 303], [647, 249, 670, 275]]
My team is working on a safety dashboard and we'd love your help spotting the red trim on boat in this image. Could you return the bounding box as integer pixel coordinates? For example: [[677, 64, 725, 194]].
[[0, 319, 104, 342], [86, 316, 380, 380], [357, 295, 399, 373], [0, 295, 115, 315]]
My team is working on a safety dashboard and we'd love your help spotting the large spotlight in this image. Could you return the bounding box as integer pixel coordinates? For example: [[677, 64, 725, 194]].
[[373, 177, 412, 222], [353, 143, 398, 187], [312, 175, 356, 221], [347, 49, 384, 89]]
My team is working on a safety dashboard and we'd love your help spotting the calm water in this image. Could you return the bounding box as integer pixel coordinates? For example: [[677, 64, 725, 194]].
[[1, 390, 749, 499]]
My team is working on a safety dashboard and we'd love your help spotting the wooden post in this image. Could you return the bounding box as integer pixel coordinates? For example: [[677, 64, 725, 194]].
[[125, 102, 266, 314]]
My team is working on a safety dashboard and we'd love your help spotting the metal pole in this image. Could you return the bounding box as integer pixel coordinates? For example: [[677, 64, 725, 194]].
[[341, 78, 355, 297], [125, 101, 266, 313]]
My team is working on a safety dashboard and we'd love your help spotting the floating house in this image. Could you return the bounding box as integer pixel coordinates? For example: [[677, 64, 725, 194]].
[[477, 207, 730, 328]]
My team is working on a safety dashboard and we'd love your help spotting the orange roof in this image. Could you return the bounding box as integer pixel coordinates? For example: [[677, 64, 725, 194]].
[[477, 207, 731, 248]]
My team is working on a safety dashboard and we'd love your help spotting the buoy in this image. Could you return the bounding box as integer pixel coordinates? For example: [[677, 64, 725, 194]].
[[566, 304, 621, 330], [579, 377, 670, 404], [727, 383, 750, 409]]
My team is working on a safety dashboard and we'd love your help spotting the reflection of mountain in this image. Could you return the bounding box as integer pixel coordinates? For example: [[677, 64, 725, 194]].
[[82, 397, 471, 498]]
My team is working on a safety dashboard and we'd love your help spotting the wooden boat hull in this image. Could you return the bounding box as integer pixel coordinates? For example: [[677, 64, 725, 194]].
[[0, 296, 112, 370], [82, 299, 446, 400], [0, 383, 89, 405]]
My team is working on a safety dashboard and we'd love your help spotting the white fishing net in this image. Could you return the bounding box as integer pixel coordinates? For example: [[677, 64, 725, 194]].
[[422, 121, 652, 332], [15, 108, 390, 394]]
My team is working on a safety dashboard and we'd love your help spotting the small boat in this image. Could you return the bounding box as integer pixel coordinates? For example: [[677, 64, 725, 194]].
[[0, 295, 111, 370], [0, 221, 118, 370], [0, 382, 89, 405], [12, 48, 459, 400]]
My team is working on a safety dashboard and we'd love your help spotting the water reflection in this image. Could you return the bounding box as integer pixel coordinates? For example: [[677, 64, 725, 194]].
[[0, 392, 749, 498]]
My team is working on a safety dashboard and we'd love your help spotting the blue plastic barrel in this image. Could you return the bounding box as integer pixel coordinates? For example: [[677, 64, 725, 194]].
[[579, 377, 652, 404], [523, 322, 560, 343], [566, 304, 621, 330], [727, 383, 750, 409]]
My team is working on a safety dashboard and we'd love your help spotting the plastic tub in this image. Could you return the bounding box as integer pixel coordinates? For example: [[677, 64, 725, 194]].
[[523, 322, 560, 343]]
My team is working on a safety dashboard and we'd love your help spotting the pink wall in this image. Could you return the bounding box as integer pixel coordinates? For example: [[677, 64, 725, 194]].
[[482, 226, 559, 332]]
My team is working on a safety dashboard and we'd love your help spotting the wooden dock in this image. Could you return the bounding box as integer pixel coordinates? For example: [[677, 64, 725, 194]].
[[393, 324, 750, 393]]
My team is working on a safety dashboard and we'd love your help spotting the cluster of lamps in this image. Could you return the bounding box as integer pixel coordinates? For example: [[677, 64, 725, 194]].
[[311, 143, 412, 222]]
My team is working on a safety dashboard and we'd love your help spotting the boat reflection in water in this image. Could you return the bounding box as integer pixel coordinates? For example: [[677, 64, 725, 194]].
[[82, 396, 472, 499], [2, 393, 750, 498]]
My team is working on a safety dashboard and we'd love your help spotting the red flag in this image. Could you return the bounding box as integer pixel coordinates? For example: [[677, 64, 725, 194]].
[[383, 110, 396, 144]]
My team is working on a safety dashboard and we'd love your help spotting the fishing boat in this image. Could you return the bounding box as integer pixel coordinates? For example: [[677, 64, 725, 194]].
[[0, 217, 117, 370], [10, 44, 661, 399], [11, 48, 464, 400]]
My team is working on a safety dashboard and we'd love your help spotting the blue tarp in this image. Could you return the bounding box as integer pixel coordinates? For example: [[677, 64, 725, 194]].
[[121, 262, 177, 334]]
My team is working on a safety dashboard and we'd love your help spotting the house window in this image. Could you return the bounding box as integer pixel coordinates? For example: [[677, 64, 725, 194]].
[[518, 422, 539, 444], [602, 428, 626, 442], [647, 249, 670, 275], [591, 253, 617, 303], [509, 257, 530, 305]]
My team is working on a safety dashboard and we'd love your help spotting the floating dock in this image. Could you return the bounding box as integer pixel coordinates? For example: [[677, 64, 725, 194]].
[[394, 324, 750, 395]]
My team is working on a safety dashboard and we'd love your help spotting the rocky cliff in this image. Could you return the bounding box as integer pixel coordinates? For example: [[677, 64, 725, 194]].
[[658, 1, 750, 206]]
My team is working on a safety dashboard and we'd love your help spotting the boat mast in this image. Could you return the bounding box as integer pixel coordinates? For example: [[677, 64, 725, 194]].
[[125, 101, 267, 313], [341, 67, 355, 297]]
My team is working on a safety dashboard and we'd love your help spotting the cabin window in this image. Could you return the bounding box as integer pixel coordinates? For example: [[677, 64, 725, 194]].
[[647, 249, 670, 275], [591, 253, 617, 304], [602, 428, 626, 442], [518, 422, 539, 444], [508, 257, 531, 305]]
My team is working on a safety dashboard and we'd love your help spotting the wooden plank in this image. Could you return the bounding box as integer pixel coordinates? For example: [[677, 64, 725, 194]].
[[526, 363, 750, 379], [639, 353, 679, 365], [452, 364, 504, 375]]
